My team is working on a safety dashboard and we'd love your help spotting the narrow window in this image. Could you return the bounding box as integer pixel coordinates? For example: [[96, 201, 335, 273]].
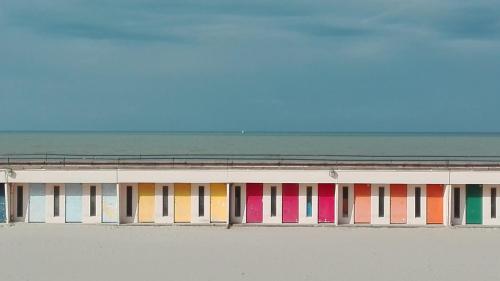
[[270, 186, 277, 217], [491, 188, 497, 219], [54, 186, 60, 217], [378, 187, 385, 217], [198, 186, 204, 217], [162, 186, 169, 216], [235, 186, 241, 217], [415, 187, 421, 218], [342, 186, 349, 217], [126, 186, 133, 217], [453, 188, 460, 219], [90, 185, 96, 217], [17, 186, 23, 217], [306, 186, 312, 217]]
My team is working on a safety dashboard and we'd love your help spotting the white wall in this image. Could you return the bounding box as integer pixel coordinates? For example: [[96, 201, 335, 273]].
[[263, 184, 282, 224], [45, 183, 65, 223], [482, 185, 500, 225], [10, 184, 29, 222], [154, 183, 174, 224], [230, 183, 246, 224], [338, 184, 354, 224], [451, 185, 466, 225], [407, 185, 427, 225], [119, 183, 138, 223], [299, 183, 318, 224], [371, 184, 390, 224], [82, 184, 102, 224], [190, 183, 210, 224]]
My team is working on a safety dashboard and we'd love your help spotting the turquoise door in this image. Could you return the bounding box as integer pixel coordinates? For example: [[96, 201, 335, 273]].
[[29, 183, 46, 222], [0, 184, 5, 223], [66, 184, 82, 223], [466, 184, 483, 224], [102, 183, 117, 223]]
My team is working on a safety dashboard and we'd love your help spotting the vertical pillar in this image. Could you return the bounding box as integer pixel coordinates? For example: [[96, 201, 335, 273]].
[[226, 183, 231, 229], [116, 182, 121, 225], [444, 184, 451, 226], [3, 170, 10, 223], [334, 183, 339, 226]]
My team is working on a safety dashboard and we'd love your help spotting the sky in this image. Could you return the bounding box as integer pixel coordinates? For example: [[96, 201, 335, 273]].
[[1, 0, 500, 132]]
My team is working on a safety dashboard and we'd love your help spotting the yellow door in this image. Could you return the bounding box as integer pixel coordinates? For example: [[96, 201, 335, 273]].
[[210, 183, 227, 222], [174, 183, 191, 223], [138, 183, 155, 223]]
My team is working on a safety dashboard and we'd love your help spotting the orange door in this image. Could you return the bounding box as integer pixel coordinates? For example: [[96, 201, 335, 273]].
[[427, 184, 444, 224], [354, 184, 371, 223], [390, 184, 407, 224]]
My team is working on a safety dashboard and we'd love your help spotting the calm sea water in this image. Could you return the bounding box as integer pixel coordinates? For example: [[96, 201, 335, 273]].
[[1, 132, 500, 157]]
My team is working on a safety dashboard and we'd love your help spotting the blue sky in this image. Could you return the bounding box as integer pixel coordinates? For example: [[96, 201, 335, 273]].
[[1, 0, 499, 132]]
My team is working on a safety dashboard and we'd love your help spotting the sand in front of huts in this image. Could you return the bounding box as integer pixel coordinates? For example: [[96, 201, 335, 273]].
[[0, 224, 498, 281]]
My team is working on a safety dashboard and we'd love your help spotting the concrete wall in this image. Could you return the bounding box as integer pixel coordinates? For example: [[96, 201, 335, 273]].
[[451, 185, 466, 225], [483, 185, 500, 225], [82, 184, 102, 224], [371, 184, 390, 225], [299, 183, 318, 224], [190, 183, 210, 224], [407, 185, 427, 225], [263, 184, 282, 224], [119, 183, 138, 224], [230, 183, 246, 224], [338, 184, 354, 224], [45, 183, 65, 223], [154, 183, 174, 224], [10, 183, 29, 222]]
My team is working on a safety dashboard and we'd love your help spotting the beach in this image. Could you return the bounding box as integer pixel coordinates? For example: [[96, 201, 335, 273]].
[[0, 224, 498, 281]]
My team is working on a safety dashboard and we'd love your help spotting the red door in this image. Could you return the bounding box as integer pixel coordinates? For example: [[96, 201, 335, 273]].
[[318, 184, 335, 223], [390, 184, 407, 224], [282, 183, 299, 223], [246, 183, 263, 223]]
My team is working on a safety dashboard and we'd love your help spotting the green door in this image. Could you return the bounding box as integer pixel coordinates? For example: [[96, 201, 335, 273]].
[[466, 185, 482, 224]]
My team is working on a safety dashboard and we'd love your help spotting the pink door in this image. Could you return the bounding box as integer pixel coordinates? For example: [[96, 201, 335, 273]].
[[246, 183, 263, 223], [282, 183, 299, 223], [318, 183, 335, 223]]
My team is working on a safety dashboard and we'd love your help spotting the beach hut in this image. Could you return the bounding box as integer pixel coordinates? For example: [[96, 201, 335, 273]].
[[354, 184, 371, 224], [318, 183, 335, 223], [210, 183, 227, 223], [299, 183, 317, 224], [29, 183, 46, 223], [263, 183, 282, 223], [371, 184, 390, 224], [0, 183, 5, 223], [338, 184, 354, 224], [138, 183, 155, 223], [65, 183, 83, 223], [154, 183, 173, 224], [390, 184, 407, 224], [174, 183, 191, 223], [426, 184, 444, 224], [230, 183, 246, 224], [246, 183, 263, 223], [102, 183, 118, 223], [407, 185, 427, 225], [191, 183, 210, 223]]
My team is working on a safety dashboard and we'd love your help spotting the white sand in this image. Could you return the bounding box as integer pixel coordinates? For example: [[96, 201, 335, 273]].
[[0, 224, 499, 281]]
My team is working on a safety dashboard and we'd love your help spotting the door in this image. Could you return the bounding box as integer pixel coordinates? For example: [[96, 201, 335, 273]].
[[66, 183, 83, 223], [29, 183, 46, 223], [174, 183, 191, 223], [282, 183, 299, 223], [390, 184, 407, 224], [246, 183, 263, 223], [210, 183, 227, 223], [0, 184, 5, 223], [318, 183, 335, 223], [102, 183, 117, 223], [138, 183, 155, 223], [354, 184, 371, 224], [466, 184, 483, 224], [427, 184, 444, 224]]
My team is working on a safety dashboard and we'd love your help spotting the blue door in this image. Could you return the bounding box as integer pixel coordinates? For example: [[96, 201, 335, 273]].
[[66, 183, 82, 223], [0, 184, 5, 223], [29, 183, 46, 222], [102, 183, 117, 223]]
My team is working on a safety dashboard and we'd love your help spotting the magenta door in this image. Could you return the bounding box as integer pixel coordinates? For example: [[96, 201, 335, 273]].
[[318, 183, 335, 223], [282, 183, 299, 223], [246, 183, 263, 223]]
